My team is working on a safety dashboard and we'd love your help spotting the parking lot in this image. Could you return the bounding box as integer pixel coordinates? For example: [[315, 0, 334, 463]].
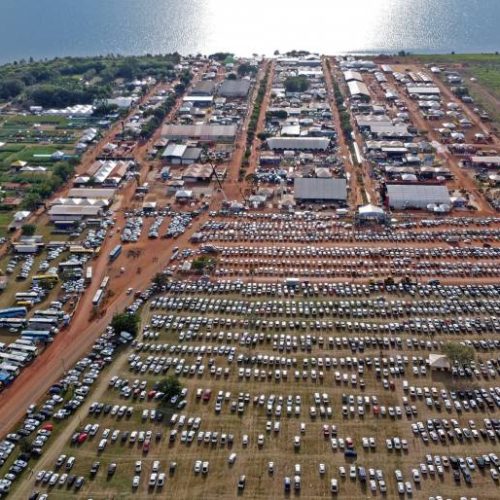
[[10, 278, 500, 499]]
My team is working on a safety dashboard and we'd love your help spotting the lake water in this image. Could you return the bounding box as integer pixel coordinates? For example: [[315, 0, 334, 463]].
[[1, 0, 499, 63]]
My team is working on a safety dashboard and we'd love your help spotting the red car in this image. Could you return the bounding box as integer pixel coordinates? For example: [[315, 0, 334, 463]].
[[77, 432, 88, 444]]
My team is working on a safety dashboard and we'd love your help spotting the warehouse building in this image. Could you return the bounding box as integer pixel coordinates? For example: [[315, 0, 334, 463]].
[[162, 124, 237, 142], [181, 164, 213, 183], [343, 70, 363, 82], [386, 184, 450, 210], [219, 79, 251, 98], [348, 81, 371, 100], [161, 144, 202, 165], [468, 155, 500, 168], [294, 178, 347, 203], [191, 81, 216, 96], [182, 95, 214, 107], [407, 86, 441, 97], [68, 188, 116, 200], [48, 205, 102, 222], [267, 137, 330, 151]]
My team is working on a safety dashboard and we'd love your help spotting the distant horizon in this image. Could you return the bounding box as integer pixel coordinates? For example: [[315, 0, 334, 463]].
[[1, 50, 499, 67], [0, 0, 499, 64]]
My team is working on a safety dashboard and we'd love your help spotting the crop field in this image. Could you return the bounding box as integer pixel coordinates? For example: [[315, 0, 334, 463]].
[[18, 281, 500, 499]]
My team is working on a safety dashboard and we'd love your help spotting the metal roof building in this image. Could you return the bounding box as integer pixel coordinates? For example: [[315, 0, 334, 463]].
[[48, 205, 102, 222], [407, 86, 441, 95], [294, 178, 347, 202], [386, 184, 450, 209], [219, 79, 251, 97], [348, 81, 370, 99], [162, 124, 237, 142], [267, 137, 330, 151], [343, 70, 363, 82], [68, 188, 116, 199], [191, 81, 216, 96]]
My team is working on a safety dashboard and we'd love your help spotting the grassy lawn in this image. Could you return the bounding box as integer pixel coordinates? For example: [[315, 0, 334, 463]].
[[415, 53, 500, 97], [0, 211, 12, 236]]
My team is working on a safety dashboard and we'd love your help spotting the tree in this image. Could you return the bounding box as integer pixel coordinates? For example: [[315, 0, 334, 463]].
[[21, 224, 36, 236], [237, 64, 257, 77], [22, 192, 42, 210], [284, 76, 309, 93], [0, 79, 25, 100], [153, 272, 170, 288], [156, 376, 182, 407], [111, 312, 140, 337], [442, 342, 475, 368], [192, 256, 216, 274], [53, 162, 74, 182]]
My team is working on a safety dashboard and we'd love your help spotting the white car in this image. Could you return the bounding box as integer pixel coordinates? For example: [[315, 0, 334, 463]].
[[319, 463, 326, 475], [132, 475, 140, 488]]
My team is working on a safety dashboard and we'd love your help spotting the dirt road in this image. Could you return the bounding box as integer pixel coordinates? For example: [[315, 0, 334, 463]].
[[0, 69, 211, 439]]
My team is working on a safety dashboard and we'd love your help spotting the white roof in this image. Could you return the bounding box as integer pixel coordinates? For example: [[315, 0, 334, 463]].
[[429, 354, 450, 369], [387, 184, 450, 206], [294, 178, 347, 201], [348, 81, 370, 98], [358, 204, 385, 216], [267, 137, 330, 151]]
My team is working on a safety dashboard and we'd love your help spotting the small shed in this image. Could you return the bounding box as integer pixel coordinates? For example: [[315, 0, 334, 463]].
[[429, 354, 450, 371]]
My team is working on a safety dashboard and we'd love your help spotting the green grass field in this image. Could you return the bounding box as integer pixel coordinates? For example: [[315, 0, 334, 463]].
[[414, 53, 500, 128], [0, 212, 12, 236]]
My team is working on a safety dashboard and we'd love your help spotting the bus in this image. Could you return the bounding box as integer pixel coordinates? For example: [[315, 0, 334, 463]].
[[85, 266, 93, 285], [0, 307, 28, 319], [13, 338, 38, 348], [27, 317, 59, 331], [109, 245, 122, 262], [33, 309, 64, 320], [92, 289, 104, 307], [32, 274, 59, 286], [0, 363, 20, 376], [99, 276, 110, 290], [0, 351, 29, 366], [21, 331, 52, 343], [10, 343, 38, 356], [9, 348, 35, 362], [0, 318, 26, 329], [69, 245, 95, 254]]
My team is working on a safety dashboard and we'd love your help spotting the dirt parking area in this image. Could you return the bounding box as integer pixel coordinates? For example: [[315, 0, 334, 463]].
[[19, 281, 500, 500]]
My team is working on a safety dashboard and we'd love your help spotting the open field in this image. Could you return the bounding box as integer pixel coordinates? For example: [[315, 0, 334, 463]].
[[413, 54, 500, 129]]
